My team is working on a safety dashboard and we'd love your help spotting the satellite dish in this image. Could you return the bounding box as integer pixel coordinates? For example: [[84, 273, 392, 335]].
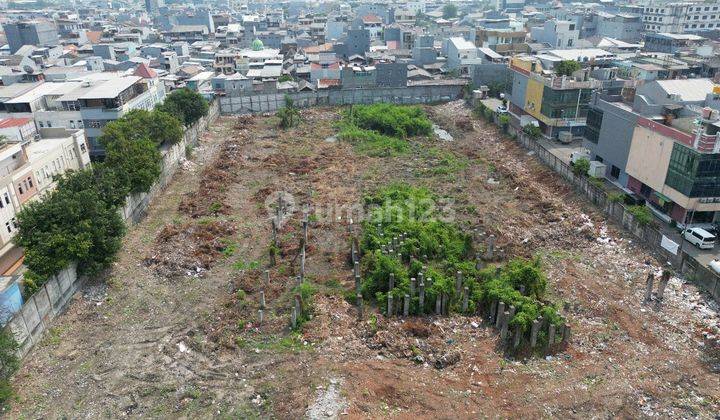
[[23, 65, 34, 74]]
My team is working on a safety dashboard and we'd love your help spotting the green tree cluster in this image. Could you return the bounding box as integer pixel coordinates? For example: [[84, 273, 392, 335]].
[[555, 60, 581, 77], [359, 184, 565, 334], [14, 101, 190, 292], [442, 3, 458, 18], [157, 88, 209, 126]]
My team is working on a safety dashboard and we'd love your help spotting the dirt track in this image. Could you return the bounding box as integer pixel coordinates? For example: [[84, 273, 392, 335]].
[[8, 103, 720, 418]]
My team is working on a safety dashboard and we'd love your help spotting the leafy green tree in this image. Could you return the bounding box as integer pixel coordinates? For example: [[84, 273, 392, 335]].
[[523, 124, 542, 139], [277, 95, 300, 129], [556, 60, 581, 77], [102, 130, 162, 195], [14, 170, 126, 282], [442, 3, 458, 18], [572, 157, 590, 176], [158, 88, 209, 126], [123, 109, 184, 146]]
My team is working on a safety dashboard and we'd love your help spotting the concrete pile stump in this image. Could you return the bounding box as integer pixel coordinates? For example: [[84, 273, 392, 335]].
[[530, 319, 540, 347], [495, 302, 506, 328], [644, 271, 654, 304], [500, 311, 510, 341], [403, 295, 410, 317], [462, 286, 469, 313]]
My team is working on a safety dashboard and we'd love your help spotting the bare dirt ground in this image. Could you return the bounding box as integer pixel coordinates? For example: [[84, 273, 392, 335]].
[[8, 102, 720, 418]]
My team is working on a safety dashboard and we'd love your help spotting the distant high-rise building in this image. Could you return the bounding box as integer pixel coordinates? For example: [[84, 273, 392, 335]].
[[145, 0, 165, 15], [3, 21, 59, 54]]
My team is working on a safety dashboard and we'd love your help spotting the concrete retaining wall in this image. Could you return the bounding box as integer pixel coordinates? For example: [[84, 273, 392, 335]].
[[506, 122, 720, 303], [219, 84, 465, 115], [5, 100, 220, 357]]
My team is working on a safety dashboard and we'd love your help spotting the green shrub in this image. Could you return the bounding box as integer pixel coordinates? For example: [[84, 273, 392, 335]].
[[14, 170, 126, 285], [337, 124, 409, 157], [608, 192, 624, 203], [588, 177, 604, 189], [572, 158, 590, 177], [498, 114, 510, 130], [0, 327, 19, 408], [278, 95, 300, 129], [523, 124, 541, 139], [628, 205, 653, 226], [346, 104, 432, 138], [358, 184, 564, 328]]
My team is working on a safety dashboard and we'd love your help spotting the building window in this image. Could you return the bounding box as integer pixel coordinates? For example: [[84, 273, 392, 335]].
[[611, 165, 621, 179], [5, 222, 11, 233], [27, 176, 33, 188], [18, 184, 23, 194], [4, 193, 9, 205]]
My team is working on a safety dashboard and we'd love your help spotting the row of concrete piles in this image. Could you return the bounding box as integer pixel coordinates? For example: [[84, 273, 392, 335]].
[[262, 194, 310, 329], [487, 300, 570, 351], [350, 223, 571, 352]]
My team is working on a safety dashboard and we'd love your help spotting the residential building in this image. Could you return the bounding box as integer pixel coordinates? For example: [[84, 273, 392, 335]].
[[530, 20, 579, 49], [508, 54, 602, 139], [642, 2, 720, 33], [0, 127, 90, 273], [475, 28, 527, 55], [446, 37, 479, 70], [3, 21, 59, 54], [644, 33, 707, 54], [584, 79, 720, 225]]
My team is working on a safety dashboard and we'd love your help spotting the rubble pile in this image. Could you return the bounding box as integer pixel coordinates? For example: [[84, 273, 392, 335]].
[[145, 220, 236, 278], [179, 123, 249, 218]]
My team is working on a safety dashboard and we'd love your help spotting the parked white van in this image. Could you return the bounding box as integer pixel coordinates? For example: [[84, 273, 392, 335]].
[[682, 227, 716, 249]]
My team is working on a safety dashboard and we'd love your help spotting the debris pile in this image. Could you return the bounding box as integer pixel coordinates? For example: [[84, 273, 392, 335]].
[[179, 133, 247, 218], [145, 220, 236, 278]]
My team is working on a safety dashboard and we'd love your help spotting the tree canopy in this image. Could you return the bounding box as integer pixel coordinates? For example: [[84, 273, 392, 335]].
[[442, 3, 458, 19], [122, 109, 184, 147], [14, 169, 126, 285], [157, 88, 209, 126], [101, 127, 162, 195], [556, 60, 581, 77]]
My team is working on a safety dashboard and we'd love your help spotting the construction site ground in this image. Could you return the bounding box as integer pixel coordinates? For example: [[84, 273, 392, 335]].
[[8, 102, 720, 418]]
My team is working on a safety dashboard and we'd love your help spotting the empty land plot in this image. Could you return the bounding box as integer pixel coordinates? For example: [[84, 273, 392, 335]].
[[8, 103, 720, 418]]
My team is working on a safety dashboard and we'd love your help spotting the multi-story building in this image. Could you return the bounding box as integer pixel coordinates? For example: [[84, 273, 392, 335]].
[[508, 53, 604, 139], [530, 20, 579, 49], [584, 79, 720, 225], [0, 126, 90, 273], [594, 12, 643, 42], [644, 33, 707, 54], [145, 0, 165, 15], [446, 37, 479, 70], [475, 27, 527, 55], [0, 66, 165, 158], [3, 21, 59, 54], [642, 2, 720, 33]]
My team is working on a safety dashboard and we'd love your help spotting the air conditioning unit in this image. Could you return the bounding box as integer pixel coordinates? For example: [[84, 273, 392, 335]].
[[588, 161, 606, 178], [558, 131, 573, 144]]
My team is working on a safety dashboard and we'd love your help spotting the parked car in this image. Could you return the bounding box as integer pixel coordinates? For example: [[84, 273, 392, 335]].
[[496, 105, 508, 114], [682, 227, 716, 249]]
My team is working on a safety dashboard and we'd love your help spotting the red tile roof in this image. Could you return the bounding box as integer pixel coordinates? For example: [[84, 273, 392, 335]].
[[0, 117, 33, 128], [362, 14, 382, 24], [133, 63, 158, 79]]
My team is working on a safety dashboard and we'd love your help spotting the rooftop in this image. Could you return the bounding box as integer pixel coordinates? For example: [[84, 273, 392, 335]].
[[78, 76, 141, 100]]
